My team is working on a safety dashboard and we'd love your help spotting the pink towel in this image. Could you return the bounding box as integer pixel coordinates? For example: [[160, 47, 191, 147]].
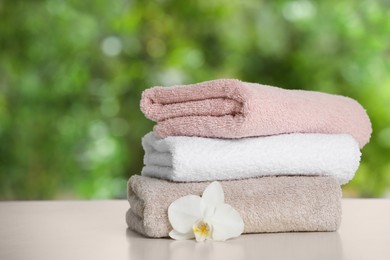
[[141, 79, 371, 148]]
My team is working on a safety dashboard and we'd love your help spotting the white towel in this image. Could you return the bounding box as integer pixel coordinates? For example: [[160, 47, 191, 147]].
[[141, 132, 361, 184]]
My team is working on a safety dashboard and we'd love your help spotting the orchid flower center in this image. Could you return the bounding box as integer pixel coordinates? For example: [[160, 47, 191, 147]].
[[192, 220, 212, 242]]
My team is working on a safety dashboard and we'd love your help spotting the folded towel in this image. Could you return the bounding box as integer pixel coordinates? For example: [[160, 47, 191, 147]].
[[126, 175, 342, 238], [140, 79, 371, 148], [141, 132, 361, 184]]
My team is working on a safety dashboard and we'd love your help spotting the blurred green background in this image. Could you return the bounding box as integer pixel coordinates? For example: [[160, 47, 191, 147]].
[[1, 0, 389, 199]]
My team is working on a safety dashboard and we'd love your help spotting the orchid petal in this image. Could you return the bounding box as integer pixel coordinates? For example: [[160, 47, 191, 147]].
[[168, 195, 202, 234], [169, 230, 195, 240], [208, 203, 244, 241], [202, 181, 224, 208]]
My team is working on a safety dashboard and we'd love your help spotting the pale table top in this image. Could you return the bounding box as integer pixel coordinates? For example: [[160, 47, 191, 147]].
[[0, 199, 389, 260]]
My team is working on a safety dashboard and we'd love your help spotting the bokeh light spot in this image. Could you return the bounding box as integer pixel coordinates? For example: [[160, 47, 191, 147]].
[[283, 0, 316, 21], [101, 36, 122, 57]]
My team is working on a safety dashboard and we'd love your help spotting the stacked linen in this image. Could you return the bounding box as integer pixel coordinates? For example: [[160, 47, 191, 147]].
[[126, 79, 372, 238], [140, 79, 371, 147], [127, 175, 342, 237], [141, 132, 361, 184]]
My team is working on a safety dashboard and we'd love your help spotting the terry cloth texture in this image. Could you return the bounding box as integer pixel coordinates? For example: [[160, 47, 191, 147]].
[[140, 79, 371, 148], [126, 175, 342, 238], [141, 132, 361, 185]]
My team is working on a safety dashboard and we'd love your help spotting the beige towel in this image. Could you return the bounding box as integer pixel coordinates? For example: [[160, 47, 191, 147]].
[[126, 175, 342, 238]]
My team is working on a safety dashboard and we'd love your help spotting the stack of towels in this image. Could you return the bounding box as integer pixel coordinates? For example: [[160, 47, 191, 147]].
[[126, 79, 371, 238]]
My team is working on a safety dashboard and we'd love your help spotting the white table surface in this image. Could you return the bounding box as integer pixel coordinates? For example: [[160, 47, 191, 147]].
[[0, 199, 389, 260]]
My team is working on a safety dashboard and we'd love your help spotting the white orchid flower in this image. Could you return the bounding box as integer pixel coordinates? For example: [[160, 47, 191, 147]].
[[168, 181, 244, 242]]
